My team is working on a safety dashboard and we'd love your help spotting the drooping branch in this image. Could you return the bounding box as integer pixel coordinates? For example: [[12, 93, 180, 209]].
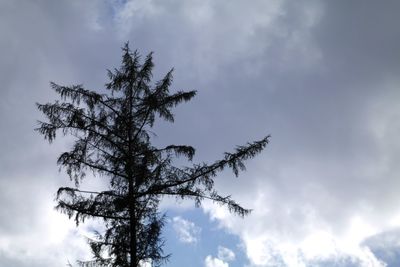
[[51, 82, 122, 117], [137, 136, 269, 198]]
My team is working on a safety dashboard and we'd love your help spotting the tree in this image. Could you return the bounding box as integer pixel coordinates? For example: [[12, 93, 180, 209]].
[[36, 44, 269, 267]]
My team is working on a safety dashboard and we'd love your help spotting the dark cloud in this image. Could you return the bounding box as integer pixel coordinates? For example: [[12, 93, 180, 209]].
[[1, 0, 400, 266]]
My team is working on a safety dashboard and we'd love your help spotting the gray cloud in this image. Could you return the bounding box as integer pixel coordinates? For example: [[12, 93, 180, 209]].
[[1, 0, 400, 266]]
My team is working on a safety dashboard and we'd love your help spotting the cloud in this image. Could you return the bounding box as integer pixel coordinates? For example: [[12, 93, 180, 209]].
[[217, 246, 235, 262], [203, 245, 235, 267], [0, 1, 117, 266], [160, 0, 391, 263], [198, 1, 400, 265], [0, 197, 93, 267], [204, 255, 229, 267], [172, 216, 201, 244], [3, 0, 400, 266], [362, 228, 400, 266], [139, 259, 152, 267]]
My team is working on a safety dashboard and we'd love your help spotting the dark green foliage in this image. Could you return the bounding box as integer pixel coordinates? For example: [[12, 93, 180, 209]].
[[36, 43, 269, 267]]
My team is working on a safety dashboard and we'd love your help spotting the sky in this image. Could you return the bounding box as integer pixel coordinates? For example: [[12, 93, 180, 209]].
[[1, 0, 400, 266]]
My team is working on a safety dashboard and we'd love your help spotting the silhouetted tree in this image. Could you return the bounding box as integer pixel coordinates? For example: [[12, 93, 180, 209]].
[[36, 44, 269, 267]]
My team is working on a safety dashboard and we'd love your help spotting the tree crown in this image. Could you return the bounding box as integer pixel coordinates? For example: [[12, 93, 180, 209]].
[[36, 43, 269, 267]]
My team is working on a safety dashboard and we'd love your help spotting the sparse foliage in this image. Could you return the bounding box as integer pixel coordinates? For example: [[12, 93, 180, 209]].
[[36, 44, 269, 267]]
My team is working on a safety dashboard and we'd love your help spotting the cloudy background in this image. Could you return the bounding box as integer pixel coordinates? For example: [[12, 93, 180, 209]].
[[1, 0, 400, 266]]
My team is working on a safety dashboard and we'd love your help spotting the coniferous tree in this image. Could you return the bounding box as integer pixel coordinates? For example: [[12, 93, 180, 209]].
[[36, 44, 269, 267]]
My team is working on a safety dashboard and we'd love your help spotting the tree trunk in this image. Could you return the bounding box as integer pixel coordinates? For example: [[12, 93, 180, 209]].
[[129, 178, 137, 267]]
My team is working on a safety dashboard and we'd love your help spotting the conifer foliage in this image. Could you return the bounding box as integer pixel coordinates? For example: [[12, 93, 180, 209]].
[[36, 44, 269, 267]]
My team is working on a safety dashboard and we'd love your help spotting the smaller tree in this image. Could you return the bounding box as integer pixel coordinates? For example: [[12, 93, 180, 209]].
[[36, 43, 269, 267]]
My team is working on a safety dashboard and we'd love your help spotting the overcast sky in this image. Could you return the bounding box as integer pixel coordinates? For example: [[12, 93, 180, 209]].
[[1, 1, 400, 266]]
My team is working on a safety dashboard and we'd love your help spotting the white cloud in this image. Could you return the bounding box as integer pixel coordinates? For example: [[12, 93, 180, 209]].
[[203, 245, 235, 267], [0, 195, 93, 266], [139, 259, 152, 267], [217, 246, 235, 262], [204, 255, 229, 267], [172, 216, 201, 244], [203, 191, 390, 267]]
